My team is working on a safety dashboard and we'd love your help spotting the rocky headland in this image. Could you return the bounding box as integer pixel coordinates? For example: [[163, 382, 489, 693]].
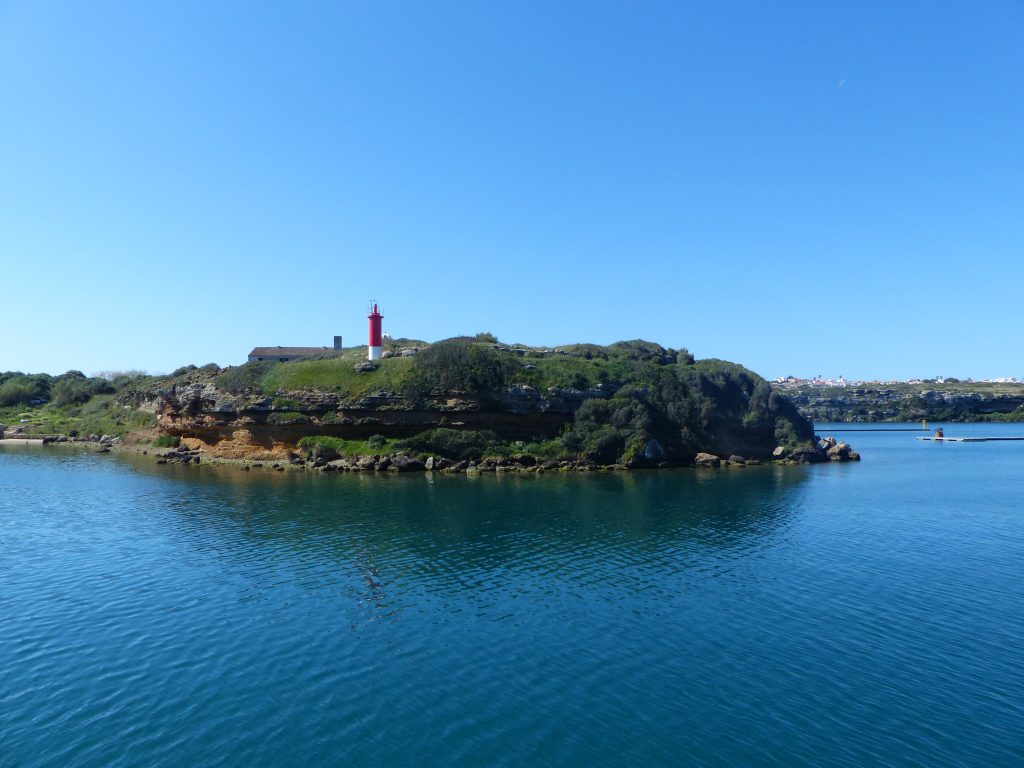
[[3, 339, 862, 472], [112, 339, 858, 470]]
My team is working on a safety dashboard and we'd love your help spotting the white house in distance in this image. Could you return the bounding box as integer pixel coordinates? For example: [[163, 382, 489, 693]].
[[248, 336, 342, 363]]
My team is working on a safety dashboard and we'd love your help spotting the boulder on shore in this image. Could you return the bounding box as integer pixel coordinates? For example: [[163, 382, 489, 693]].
[[388, 455, 425, 472], [788, 445, 828, 464], [826, 441, 852, 461], [694, 452, 721, 468]]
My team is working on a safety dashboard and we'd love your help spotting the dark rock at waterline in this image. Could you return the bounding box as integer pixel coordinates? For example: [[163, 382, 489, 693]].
[[788, 445, 828, 464], [643, 439, 666, 462], [389, 455, 425, 472]]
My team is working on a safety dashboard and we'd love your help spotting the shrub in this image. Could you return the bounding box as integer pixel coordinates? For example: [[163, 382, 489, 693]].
[[216, 361, 278, 394], [94, 370, 149, 391], [0, 379, 37, 407], [367, 434, 386, 449], [475, 332, 499, 343], [559, 397, 651, 463], [297, 435, 389, 460], [50, 377, 95, 408], [396, 428, 501, 460], [406, 340, 518, 396], [153, 435, 181, 448], [298, 436, 346, 461]]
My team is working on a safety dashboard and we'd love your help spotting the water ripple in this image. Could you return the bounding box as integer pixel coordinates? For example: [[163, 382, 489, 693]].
[[1, 442, 1023, 767]]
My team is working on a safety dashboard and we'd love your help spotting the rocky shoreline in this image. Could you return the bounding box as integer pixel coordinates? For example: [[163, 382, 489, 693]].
[[111, 433, 861, 474]]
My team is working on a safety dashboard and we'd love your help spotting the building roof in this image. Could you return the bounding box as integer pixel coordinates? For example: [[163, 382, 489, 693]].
[[248, 346, 331, 358]]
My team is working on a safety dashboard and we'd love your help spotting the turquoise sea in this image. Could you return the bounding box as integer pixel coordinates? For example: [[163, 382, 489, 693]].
[[2, 425, 1023, 767]]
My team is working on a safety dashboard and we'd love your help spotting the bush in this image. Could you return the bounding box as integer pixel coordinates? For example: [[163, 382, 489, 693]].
[[559, 397, 651, 463], [475, 332, 499, 343], [298, 436, 346, 461], [50, 377, 95, 408], [153, 435, 181, 448], [297, 435, 390, 460], [0, 378, 38, 407], [94, 370, 148, 391], [396, 428, 501, 460], [406, 340, 519, 397], [216, 361, 278, 394]]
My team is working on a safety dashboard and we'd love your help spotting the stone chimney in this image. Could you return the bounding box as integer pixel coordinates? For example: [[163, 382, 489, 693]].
[[333, 335, 342, 351]]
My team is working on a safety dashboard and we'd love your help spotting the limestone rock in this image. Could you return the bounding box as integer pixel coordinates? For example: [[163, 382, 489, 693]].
[[694, 452, 720, 468], [826, 441, 851, 461]]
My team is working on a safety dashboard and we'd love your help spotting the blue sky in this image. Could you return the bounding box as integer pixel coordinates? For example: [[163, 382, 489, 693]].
[[2, 1, 1022, 380]]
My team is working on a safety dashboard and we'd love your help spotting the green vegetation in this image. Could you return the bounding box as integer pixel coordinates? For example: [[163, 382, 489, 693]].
[[396, 428, 502, 460], [551, 358, 812, 463], [0, 395, 156, 438], [215, 354, 416, 398], [298, 435, 396, 461], [404, 341, 519, 397], [0, 370, 157, 437], [298, 429, 565, 463], [784, 380, 1024, 422], [152, 434, 181, 448], [266, 341, 812, 464], [4, 338, 816, 464], [975, 409, 1024, 422]]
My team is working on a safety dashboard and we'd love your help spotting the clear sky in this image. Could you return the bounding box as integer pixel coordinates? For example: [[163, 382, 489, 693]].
[[2, 1, 1022, 380]]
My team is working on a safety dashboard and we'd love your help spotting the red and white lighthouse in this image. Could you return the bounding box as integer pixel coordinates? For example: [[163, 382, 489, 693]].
[[367, 302, 383, 360]]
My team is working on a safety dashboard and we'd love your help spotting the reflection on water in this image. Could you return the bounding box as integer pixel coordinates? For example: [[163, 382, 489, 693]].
[[2, 440, 1022, 768], [116, 450, 810, 588]]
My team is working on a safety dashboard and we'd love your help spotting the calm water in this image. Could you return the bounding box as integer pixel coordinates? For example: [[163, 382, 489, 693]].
[[2, 425, 1023, 767]]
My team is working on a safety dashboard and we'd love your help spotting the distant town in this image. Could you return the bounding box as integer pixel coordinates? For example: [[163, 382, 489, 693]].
[[772, 375, 1022, 388]]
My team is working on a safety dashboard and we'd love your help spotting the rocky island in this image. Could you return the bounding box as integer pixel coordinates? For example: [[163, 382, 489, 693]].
[[2, 338, 858, 471]]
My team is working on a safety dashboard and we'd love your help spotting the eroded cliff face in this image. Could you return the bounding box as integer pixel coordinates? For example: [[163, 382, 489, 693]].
[[782, 386, 1024, 422], [131, 378, 602, 459]]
